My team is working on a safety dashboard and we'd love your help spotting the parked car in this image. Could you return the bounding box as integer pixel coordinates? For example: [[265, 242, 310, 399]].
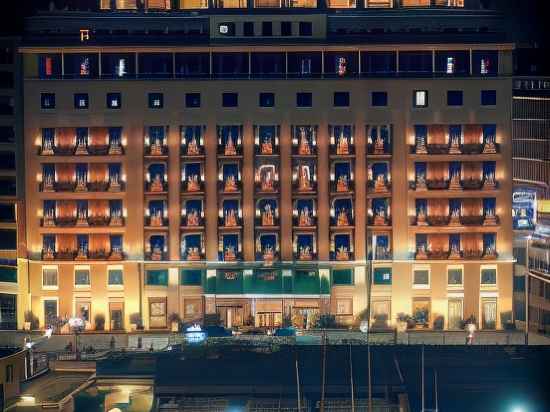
[[204, 325, 233, 337]]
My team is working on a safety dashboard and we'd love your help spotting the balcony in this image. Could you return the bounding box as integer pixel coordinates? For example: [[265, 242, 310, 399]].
[[181, 126, 205, 157], [42, 241, 124, 262], [40, 127, 124, 157], [145, 126, 168, 157], [255, 199, 279, 228], [415, 233, 498, 261], [412, 124, 499, 156], [255, 165, 279, 194]]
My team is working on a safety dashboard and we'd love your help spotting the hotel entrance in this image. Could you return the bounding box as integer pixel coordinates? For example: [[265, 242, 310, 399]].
[[291, 299, 321, 330], [218, 306, 244, 329], [254, 299, 283, 328]]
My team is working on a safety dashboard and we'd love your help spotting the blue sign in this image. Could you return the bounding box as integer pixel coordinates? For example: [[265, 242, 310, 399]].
[[184, 324, 206, 344], [513, 188, 537, 230]]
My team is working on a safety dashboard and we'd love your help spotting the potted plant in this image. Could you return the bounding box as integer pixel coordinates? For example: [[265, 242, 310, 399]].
[[396, 313, 410, 332], [94, 313, 105, 331], [129, 313, 142, 332], [168, 312, 181, 332], [24, 311, 39, 331]]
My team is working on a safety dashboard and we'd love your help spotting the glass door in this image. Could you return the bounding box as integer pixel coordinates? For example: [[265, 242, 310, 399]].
[[448, 299, 463, 330], [109, 302, 124, 331], [482, 298, 497, 330]]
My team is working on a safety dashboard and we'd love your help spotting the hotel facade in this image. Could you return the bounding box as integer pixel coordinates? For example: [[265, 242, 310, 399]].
[[8, 0, 515, 332]]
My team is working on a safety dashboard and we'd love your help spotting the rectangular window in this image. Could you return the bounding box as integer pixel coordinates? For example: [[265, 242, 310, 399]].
[[0, 71, 14, 89], [361, 51, 397, 76], [473, 50, 498, 76], [333, 92, 350, 107], [148, 93, 164, 109], [0, 293, 16, 330], [0, 266, 16, 283], [213, 52, 249, 78], [399, 51, 433, 75], [5, 364, 13, 383], [218, 22, 236, 36], [106, 93, 121, 109], [281, 21, 292, 36], [74, 267, 90, 287], [146, 269, 168, 286], [481, 90, 496, 106], [0, 126, 15, 144], [0, 152, 15, 170], [413, 267, 430, 288], [481, 298, 497, 329], [299, 21, 312, 36], [0, 204, 15, 223], [181, 269, 202, 286], [0, 230, 16, 249], [373, 268, 392, 285], [101, 53, 136, 78], [108, 268, 124, 286], [296, 92, 312, 107], [251, 53, 285, 78], [243, 22, 254, 36], [262, 21, 273, 36], [0, 177, 16, 196], [371, 91, 388, 107], [332, 269, 353, 285], [259, 92, 275, 107], [185, 93, 201, 108], [481, 267, 497, 286], [74, 93, 89, 109], [447, 266, 463, 287], [64, 54, 99, 78], [175, 53, 210, 78], [149, 297, 167, 328], [41, 93, 55, 109], [42, 267, 58, 289], [413, 90, 428, 108], [222, 92, 238, 107], [138, 53, 173, 79], [44, 299, 58, 326], [0, 96, 14, 115], [447, 90, 463, 106], [39, 54, 62, 79]]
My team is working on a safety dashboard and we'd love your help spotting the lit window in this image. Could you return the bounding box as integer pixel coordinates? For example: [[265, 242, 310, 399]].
[[148, 93, 164, 109], [413, 266, 430, 289], [481, 267, 497, 286], [74, 93, 89, 109], [413, 90, 428, 108], [42, 266, 58, 289], [108, 267, 124, 286], [41, 93, 55, 109], [74, 267, 91, 287], [107, 93, 121, 109]]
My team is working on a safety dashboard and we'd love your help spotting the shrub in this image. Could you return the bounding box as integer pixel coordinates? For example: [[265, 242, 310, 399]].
[[315, 314, 337, 329]]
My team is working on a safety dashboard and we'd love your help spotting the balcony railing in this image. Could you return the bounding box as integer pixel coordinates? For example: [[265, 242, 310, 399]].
[[40, 143, 124, 156], [415, 248, 497, 260], [411, 142, 499, 155], [42, 248, 124, 261]]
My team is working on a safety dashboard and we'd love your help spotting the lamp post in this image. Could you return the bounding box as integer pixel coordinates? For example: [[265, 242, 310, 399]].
[[524, 235, 531, 345], [68, 317, 85, 359]]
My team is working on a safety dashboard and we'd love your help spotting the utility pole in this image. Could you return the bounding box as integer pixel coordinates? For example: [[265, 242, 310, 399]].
[[421, 345, 425, 412], [434, 368, 438, 412], [320, 331, 326, 412], [349, 343, 355, 412], [295, 350, 301, 412]]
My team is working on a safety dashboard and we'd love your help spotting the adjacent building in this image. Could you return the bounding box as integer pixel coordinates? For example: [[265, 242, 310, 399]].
[[12, 0, 514, 332]]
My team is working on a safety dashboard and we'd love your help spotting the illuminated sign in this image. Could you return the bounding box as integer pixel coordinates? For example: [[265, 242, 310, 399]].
[[80, 29, 90, 42], [184, 324, 206, 344], [513, 188, 537, 230], [223, 271, 238, 280]]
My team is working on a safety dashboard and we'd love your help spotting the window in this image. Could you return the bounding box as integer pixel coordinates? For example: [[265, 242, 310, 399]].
[[106, 93, 121, 109], [42, 267, 58, 289], [373, 268, 392, 285], [281, 21, 292, 36], [74, 93, 89, 109], [146, 269, 168, 286], [74, 267, 90, 287], [413, 267, 430, 289], [447, 266, 463, 287], [108, 267, 124, 286], [0, 293, 16, 330], [243, 22, 254, 37], [138, 53, 173, 78], [0, 126, 15, 144], [361, 51, 396, 76], [101, 53, 135, 78], [0, 266, 16, 283], [447, 90, 463, 106], [413, 90, 428, 108], [0, 96, 14, 115], [0, 152, 16, 170], [481, 90, 496, 106], [39, 93, 55, 109], [399, 51, 433, 75], [287, 52, 322, 77], [0, 230, 16, 249], [5, 364, 13, 383], [185, 93, 201, 108], [175, 53, 210, 78], [222, 92, 238, 107], [333, 92, 350, 107], [259, 92, 275, 107], [0, 204, 15, 223], [0, 177, 16, 196], [218, 22, 236, 36], [251, 53, 285, 78], [299, 21, 312, 36], [39, 54, 62, 79], [44, 299, 58, 326], [181, 269, 202, 286], [149, 297, 167, 328], [64, 54, 99, 78], [148, 93, 164, 109], [481, 267, 497, 286], [0, 71, 14, 88], [262, 21, 273, 36], [296, 92, 312, 108], [213, 53, 249, 78], [332, 269, 353, 285], [472, 50, 498, 76], [371, 91, 388, 107]]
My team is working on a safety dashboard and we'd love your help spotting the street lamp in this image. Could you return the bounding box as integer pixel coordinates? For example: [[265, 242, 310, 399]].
[[525, 234, 532, 345], [68, 317, 85, 357]]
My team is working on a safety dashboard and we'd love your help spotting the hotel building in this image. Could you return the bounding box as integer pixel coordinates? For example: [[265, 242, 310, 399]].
[[12, 0, 514, 332]]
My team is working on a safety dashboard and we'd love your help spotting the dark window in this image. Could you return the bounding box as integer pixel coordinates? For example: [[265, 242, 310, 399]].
[[333, 92, 350, 107], [281, 21, 292, 36], [259, 92, 275, 107], [138, 53, 173, 79], [0, 96, 14, 115], [146, 269, 168, 286], [0, 152, 15, 170], [222, 92, 238, 107], [324, 52, 359, 77], [63, 53, 99, 78], [0, 71, 14, 88], [38, 54, 62, 79], [218, 22, 236, 36], [185, 93, 201, 108], [372, 91, 388, 107], [0, 127, 14, 143], [181, 269, 202, 286], [0, 47, 13, 65], [101, 53, 135, 78], [107, 93, 121, 109], [296, 92, 312, 107], [0, 177, 15, 196], [0, 230, 16, 249], [0, 294, 16, 330], [213, 52, 249, 78], [175, 53, 210, 78], [251, 53, 285, 78], [399, 51, 433, 75], [413, 90, 428, 108], [287, 52, 322, 78], [435, 51, 469, 76], [481, 90, 497, 106], [74, 93, 89, 109], [299, 21, 312, 36], [332, 269, 353, 285], [262, 21, 273, 36], [243, 22, 255, 37], [447, 90, 463, 106], [0, 204, 15, 222], [472, 50, 498, 76], [361, 51, 397, 76], [148, 93, 164, 109], [41, 93, 55, 109]]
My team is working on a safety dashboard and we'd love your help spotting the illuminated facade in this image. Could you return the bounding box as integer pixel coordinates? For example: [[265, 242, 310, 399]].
[[12, 0, 514, 332]]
